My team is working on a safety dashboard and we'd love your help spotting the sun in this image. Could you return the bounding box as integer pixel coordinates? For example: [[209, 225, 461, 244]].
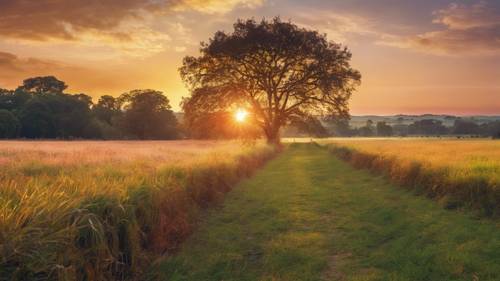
[[235, 108, 248, 123]]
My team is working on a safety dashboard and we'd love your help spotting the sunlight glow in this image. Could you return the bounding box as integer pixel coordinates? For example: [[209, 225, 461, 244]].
[[235, 108, 248, 123]]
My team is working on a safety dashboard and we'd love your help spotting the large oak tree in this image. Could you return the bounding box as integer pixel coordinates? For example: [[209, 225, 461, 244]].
[[181, 17, 361, 144]]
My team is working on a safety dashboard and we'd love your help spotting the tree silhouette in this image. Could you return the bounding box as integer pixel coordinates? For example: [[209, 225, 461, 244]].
[[119, 89, 178, 139], [180, 17, 361, 144], [19, 98, 56, 138], [0, 109, 20, 138], [376, 121, 393, 136], [18, 76, 67, 94], [93, 95, 121, 125]]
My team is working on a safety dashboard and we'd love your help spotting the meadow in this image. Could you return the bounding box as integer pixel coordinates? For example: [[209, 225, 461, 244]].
[[154, 144, 500, 281], [0, 140, 276, 280], [2, 139, 499, 281], [318, 138, 500, 216]]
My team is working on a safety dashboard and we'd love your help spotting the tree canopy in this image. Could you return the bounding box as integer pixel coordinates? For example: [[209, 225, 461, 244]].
[[0, 76, 179, 139], [18, 76, 67, 94], [180, 17, 361, 144], [120, 89, 178, 139], [0, 109, 20, 138]]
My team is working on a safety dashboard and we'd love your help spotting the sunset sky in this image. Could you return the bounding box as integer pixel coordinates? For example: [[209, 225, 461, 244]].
[[0, 0, 499, 115]]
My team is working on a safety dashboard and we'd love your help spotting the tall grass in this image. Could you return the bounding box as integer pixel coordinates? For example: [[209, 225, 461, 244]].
[[320, 139, 500, 216], [0, 141, 277, 280]]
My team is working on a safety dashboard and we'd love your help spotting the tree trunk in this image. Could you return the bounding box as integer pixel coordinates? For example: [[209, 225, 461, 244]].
[[264, 125, 281, 145]]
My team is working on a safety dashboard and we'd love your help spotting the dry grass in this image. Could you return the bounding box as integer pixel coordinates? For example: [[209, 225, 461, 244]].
[[0, 140, 277, 281], [319, 138, 500, 216], [0, 140, 245, 165]]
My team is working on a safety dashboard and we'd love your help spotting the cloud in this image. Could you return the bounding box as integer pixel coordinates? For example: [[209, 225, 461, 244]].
[[379, 1, 500, 55], [165, 22, 198, 53], [293, 10, 380, 44], [0, 51, 69, 87], [0, 50, 167, 97], [433, 1, 500, 29], [0, 0, 263, 55], [172, 0, 264, 14], [0, 51, 62, 73]]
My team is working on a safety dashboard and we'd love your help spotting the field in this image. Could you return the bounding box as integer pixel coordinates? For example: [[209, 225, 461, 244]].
[[2, 139, 500, 281], [153, 144, 500, 281], [0, 140, 276, 280], [319, 138, 500, 216]]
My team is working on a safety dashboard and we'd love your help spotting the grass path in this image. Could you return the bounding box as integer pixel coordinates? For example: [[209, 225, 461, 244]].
[[151, 144, 500, 281]]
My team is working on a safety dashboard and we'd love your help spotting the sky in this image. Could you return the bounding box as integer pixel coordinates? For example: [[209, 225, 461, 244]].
[[0, 0, 499, 115]]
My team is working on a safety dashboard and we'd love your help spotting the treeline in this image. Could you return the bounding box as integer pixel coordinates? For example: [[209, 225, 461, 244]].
[[329, 119, 500, 138], [0, 76, 178, 139], [1, 76, 498, 140]]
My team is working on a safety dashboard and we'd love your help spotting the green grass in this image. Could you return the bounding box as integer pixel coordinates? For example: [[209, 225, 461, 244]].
[[152, 144, 500, 281]]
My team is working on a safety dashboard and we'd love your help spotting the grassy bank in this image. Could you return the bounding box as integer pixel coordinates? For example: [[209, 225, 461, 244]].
[[320, 139, 500, 216], [152, 144, 500, 281], [0, 141, 277, 281]]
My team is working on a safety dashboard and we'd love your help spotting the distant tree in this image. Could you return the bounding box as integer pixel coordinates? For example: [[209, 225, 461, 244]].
[[0, 88, 32, 113], [180, 17, 361, 144], [329, 118, 354, 136], [120, 90, 178, 139], [53, 94, 93, 138], [291, 116, 329, 137], [1, 76, 184, 140], [452, 119, 480, 135], [12, 76, 93, 138], [82, 118, 123, 139], [358, 119, 374, 136], [392, 124, 409, 136], [17, 76, 67, 94], [480, 121, 500, 138], [98, 95, 120, 109], [93, 95, 121, 124], [376, 121, 393, 136], [19, 98, 56, 138], [0, 109, 20, 138], [74, 93, 94, 107], [358, 126, 373, 137], [408, 119, 447, 135]]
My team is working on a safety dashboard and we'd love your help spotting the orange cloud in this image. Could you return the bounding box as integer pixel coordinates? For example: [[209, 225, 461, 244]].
[[0, 0, 263, 55], [0, 50, 188, 109], [434, 1, 500, 29], [294, 10, 378, 44], [172, 0, 264, 14], [0, 51, 65, 86], [379, 1, 500, 55]]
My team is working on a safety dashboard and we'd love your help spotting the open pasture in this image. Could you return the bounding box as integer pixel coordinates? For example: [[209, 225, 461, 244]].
[[319, 138, 500, 215], [0, 140, 245, 166], [0, 140, 276, 280]]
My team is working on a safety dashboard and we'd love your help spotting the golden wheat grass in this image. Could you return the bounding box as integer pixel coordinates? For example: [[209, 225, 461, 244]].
[[0, 140, 276, 281], [320, 138, 500, 216]]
